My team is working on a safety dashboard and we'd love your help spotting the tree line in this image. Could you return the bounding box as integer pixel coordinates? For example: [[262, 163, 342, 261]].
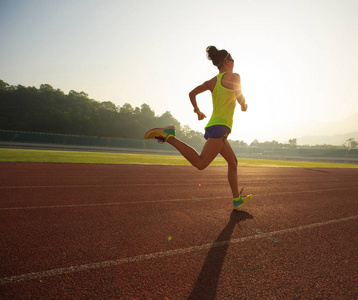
[[0, 80, 356, 149], [0, 80, 206, 144]]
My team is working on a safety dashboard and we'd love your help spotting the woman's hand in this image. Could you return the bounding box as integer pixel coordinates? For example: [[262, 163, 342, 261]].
[[241, 104, 248, 111], [197, 111, 207, 120]]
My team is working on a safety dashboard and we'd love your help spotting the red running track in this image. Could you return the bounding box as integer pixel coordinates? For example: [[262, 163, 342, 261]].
[[0, 162, 357, 299]]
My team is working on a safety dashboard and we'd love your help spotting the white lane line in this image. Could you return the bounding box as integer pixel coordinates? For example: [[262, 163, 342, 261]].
[[265, 186, 358, 196], [0, 177, 355, 189], [0, 197, 208, 210], [1, 215, 357, 285], [251, 229, 280, 243], [0, 183, 201, 189], [1, 186, 357, 211]]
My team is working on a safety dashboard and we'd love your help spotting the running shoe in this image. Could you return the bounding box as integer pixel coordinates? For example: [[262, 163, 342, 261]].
[[144, 126, 175, 143], [233, 193, 253, 210]]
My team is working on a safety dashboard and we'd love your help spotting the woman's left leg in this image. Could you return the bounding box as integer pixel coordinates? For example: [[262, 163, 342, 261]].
[[144, 126, 225, 169], [167, 136, 225, 170]]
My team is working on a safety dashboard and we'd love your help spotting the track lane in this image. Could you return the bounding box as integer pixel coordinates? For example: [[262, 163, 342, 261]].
[[1, 162, 357, 299]]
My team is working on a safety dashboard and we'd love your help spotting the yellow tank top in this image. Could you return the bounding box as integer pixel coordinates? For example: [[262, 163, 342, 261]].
[[205, 72, 237, 131]]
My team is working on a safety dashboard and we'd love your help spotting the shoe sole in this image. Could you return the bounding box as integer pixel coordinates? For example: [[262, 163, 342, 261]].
[[144, 126, 175, 139]]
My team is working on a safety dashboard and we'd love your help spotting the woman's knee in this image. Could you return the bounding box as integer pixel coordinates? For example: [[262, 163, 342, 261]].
[[195, 162, 208, 171], [228, 156, 238, 170], [193, 158, 211, 170]]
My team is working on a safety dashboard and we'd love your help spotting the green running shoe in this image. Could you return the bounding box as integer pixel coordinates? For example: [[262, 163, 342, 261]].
[[144, 126, 175, 143], [233, 192, 253, 210]]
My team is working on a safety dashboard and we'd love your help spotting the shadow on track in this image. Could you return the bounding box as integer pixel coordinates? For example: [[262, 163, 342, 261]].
[[188, 210, 254, 300]]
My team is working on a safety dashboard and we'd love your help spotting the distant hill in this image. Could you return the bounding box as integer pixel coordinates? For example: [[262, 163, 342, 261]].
[[298, 132, 358, 146], [302, 113, 358, 136], [295, 113, 358, 145]]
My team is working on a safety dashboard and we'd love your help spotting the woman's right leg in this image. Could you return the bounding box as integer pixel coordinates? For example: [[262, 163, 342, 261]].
[[219, 140, 240, 198], [167, 136, 225, 170], [220, 141, 253, 209]]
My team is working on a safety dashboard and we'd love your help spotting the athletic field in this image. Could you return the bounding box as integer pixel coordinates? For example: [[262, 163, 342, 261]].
[[1, 148, 357, 299]]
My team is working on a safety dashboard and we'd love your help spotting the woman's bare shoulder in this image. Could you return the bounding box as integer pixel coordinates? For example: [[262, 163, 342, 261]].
[[207, 76, 217, 92], [227, 72, 241, 81], [221, 72, 240, 89]]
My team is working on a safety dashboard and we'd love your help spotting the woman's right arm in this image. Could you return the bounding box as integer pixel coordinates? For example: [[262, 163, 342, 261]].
[[189, 81, 210, 120]]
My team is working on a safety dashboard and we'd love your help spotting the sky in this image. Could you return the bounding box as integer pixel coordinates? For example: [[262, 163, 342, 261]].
[[1, 0, 357, 144]]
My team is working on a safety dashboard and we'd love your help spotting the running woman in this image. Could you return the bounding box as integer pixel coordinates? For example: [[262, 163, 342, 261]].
[[145, 46, 252, 210]]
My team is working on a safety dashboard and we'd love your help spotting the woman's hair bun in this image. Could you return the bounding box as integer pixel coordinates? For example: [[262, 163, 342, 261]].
[[206, 45, 218, 61], [206, 45, 229, 67]]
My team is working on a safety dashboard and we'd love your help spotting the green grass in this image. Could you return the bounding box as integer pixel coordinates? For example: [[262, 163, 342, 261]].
[[1, 148, 357, 168]]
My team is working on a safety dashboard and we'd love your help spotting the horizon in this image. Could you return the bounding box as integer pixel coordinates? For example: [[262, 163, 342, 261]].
[[1, 0, 357, 145], [1, 78, 357, 146], [1, 77, 357, 146]]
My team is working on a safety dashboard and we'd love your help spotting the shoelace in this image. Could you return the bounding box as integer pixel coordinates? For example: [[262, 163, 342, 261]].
[[239, 187, 244, 195], [155, 136, 165, 144]]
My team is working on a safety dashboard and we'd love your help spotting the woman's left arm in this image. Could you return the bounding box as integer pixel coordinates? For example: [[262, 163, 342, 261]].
[[232, 74, 248, 111]]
